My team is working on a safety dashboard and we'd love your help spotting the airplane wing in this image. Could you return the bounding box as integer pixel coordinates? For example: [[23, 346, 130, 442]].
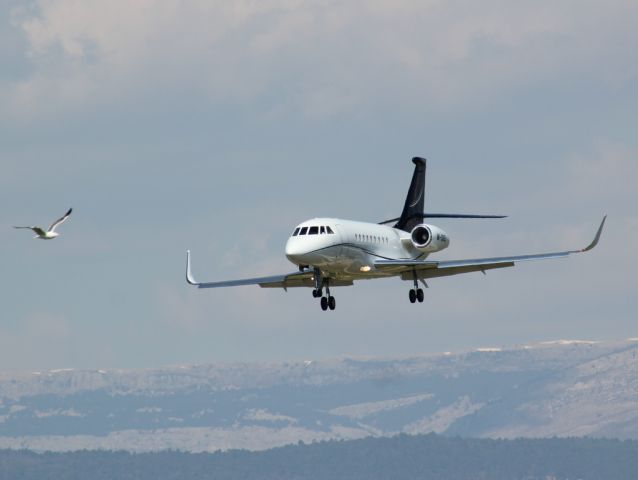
[[185, 251, 353, 290], [374, 216, 606, 280]]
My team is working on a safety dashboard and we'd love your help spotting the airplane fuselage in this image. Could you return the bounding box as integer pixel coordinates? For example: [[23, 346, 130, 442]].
[[285, 218, 449, 281]]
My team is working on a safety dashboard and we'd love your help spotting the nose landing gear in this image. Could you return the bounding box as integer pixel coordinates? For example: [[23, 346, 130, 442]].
[[312, 270, 336, 311]]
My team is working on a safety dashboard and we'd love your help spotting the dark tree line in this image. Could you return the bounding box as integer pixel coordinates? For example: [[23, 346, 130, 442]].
[[1, 434, 637, 480]]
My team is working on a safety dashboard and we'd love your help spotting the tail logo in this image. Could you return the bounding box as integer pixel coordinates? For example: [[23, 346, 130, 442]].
[[408, 186, 424, 208]]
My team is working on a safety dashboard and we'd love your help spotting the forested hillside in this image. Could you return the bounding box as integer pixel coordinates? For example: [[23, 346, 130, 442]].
[[1, 434, 637, 480]]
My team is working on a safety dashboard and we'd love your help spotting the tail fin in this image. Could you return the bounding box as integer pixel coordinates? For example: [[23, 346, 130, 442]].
[[394, 157, 426, 232]]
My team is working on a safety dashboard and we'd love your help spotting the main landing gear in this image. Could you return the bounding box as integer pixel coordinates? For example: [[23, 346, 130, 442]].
[[320, 295, 336, 311], [408, 288, 424, 303], [408, 271, 425, 304], [312, 269, 336, 311]]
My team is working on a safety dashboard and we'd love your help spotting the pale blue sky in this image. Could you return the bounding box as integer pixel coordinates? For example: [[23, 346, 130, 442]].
[[1, 0, 636, 370]]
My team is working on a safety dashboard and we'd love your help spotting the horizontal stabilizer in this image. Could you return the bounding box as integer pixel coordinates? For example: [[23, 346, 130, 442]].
[[379, 213, 506, 225]]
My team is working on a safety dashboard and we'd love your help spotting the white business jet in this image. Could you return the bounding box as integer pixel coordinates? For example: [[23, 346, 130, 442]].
[[186, 158, 605, 311]]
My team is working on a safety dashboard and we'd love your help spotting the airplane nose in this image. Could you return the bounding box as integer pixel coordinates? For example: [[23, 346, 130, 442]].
[[285, 238, 303, 262]]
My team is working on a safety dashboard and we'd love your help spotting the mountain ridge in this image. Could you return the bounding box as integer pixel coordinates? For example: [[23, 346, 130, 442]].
[[1, 338, 637, 452]]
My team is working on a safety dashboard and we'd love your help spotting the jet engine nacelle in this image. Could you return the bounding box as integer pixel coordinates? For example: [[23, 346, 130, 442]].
[[410, 224, 450, 253]]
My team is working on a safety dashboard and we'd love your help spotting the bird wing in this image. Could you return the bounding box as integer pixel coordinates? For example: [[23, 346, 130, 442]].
[[14, 226, 47, 236], [48, 208, 72, 232]]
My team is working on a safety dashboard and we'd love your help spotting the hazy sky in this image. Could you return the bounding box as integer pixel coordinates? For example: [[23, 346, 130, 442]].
[[1, 0, 636, 371]]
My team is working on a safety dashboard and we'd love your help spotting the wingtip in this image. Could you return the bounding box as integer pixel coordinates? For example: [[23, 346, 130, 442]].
[[185, 250, 198, 286], [581, 215, 607, 252]]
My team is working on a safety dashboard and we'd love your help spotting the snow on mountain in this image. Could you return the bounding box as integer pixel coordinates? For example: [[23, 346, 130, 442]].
[[1, 339, 637, 452]]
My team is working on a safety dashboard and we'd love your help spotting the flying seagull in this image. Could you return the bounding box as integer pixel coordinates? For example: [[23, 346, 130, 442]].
[[14, 208, 73, 239]]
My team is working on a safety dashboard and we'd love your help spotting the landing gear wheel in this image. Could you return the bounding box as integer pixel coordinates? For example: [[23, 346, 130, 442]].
[[320, 297, 329, 311], [328, 296, 336, 310], [416, 288, 424, 303], [312, 289, 323, 298], [409, 289, 417, 303]]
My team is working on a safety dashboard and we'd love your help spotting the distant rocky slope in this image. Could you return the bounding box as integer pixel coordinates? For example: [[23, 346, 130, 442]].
[[1, 339, 637, 452]]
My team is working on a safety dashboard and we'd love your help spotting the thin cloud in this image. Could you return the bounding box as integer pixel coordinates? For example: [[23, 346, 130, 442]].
[[5, 0, 638, 120]]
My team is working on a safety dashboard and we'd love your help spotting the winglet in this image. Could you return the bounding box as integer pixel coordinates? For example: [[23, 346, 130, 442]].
[[186, 250, 199, 286], [580, 215, 607, 252]]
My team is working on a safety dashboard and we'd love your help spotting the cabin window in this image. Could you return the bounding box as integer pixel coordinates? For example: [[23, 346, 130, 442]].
[[320, 226, 326, 234], [299, 227, 308, 235], [308, 226, 319, 235], [292, 228, 300, 236], [326, 226, 334, 234]]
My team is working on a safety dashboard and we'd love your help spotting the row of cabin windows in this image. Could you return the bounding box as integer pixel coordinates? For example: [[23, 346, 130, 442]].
[[355, 233, 388, 244], [292, 225, 335, 236]]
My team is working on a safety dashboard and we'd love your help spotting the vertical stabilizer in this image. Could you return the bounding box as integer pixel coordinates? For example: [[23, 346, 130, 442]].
[[394, 157, 426, 232]]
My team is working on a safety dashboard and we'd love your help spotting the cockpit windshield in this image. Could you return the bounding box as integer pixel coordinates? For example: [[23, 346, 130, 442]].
[[291, 225, 336, 237]]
